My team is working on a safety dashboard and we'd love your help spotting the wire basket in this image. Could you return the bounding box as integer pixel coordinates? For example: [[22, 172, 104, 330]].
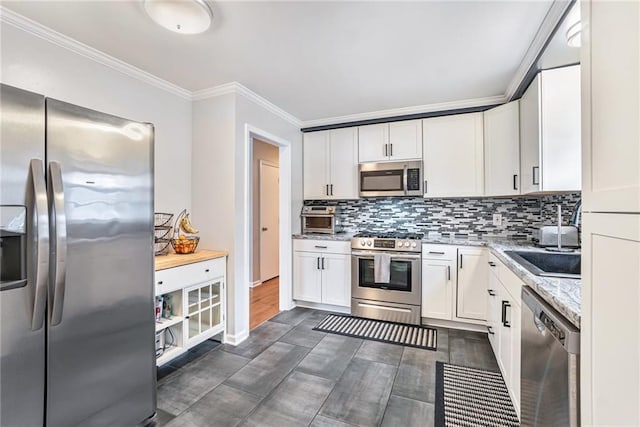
[[171, 236, 200, 254], [154, 239, 171, 256], [154, 212, 174, 227], [154, 226, 173, 241]]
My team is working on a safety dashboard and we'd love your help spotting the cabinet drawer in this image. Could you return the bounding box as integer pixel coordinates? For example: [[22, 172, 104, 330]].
[[422, 244, 457, 260], [500, 264, 523, 305], [156, 258, 225, 295], [294, 239, 350, 254]]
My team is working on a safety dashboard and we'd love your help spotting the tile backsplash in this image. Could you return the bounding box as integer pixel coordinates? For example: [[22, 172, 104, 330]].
[[305, 192, 581, 240]]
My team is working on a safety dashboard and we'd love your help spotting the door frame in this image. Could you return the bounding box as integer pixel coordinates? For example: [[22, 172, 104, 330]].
[[258, 159, 279, 283], [242, 124, 294, 340]]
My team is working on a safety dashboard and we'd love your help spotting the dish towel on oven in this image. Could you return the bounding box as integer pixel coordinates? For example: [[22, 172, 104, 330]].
[[374, 253, 391, 283]]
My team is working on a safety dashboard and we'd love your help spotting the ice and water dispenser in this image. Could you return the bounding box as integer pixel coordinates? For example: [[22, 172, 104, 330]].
[[0, 206, 27, 291]]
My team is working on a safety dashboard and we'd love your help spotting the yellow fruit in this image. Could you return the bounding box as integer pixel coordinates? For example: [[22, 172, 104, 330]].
[[180, 214, 199, 234]]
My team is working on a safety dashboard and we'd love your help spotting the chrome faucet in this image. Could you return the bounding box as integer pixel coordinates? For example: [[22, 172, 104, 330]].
[[570, 200, 582, 229]]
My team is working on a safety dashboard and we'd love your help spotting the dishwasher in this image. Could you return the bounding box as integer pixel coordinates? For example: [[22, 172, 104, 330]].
[[521, 286, 580, 426]]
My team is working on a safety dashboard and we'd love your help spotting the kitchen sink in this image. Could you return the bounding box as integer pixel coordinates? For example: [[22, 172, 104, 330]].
[[504, 250, 581, 279]]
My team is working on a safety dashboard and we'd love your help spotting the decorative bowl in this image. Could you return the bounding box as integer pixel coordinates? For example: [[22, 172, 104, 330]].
[[171, 236, 200, 254]]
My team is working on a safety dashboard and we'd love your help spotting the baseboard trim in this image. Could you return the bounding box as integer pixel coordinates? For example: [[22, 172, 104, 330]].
[[250, 280, 262, 288], [294, 300, 351, 314], [421, 317, 487, 333], [224, 330, 249, 346]]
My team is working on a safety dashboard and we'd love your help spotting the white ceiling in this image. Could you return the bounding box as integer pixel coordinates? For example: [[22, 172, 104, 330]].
[[2, 1, 554, 122]]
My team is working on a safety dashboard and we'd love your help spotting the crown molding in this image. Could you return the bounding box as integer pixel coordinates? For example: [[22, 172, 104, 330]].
[[192, 82, 303, 127], [504, 0, 574, 100], [0, 6, 192, 100], [300, 94, 508, 128]]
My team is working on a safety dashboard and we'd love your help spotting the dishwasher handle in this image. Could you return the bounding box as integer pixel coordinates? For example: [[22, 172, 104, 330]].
[[522, 286, 580, 354]]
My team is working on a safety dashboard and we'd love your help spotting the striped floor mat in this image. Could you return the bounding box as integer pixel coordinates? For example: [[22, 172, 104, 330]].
[[435, 362, 519, 427], [312, 314, 437, 350]]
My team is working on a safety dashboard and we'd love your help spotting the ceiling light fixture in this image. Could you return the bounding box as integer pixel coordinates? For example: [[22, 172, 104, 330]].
[[144, 0, 213, 35], [566, 21, 581, 48]]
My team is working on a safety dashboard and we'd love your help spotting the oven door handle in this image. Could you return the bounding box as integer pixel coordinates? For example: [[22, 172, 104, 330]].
[[351, 250, 421, 260]]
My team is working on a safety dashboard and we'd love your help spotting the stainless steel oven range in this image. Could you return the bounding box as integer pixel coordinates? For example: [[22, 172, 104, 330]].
[[351, 232, 423, 325]]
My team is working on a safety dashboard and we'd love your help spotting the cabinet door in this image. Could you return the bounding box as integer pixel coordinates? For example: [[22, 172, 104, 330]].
[[358, 123, 389, 163], [498, 292, 513, 395], [510, 299, 521, 416], [486, 266, 501, 353], [293, 251, 322, 303], [320, 253, 351, 307], [520, 74, 541, 194], [329, 128, 358, 199], [303, 131, 329, 199], [421, 258, 455, 320], [456, 247, 488, 321], [389, 119, 422, 161], [540, 65, 581, 192], [581, 212, 640, 426], [582, 1, 640, 212], [484, 101, 521, 196], [423, 113, 484, 197]]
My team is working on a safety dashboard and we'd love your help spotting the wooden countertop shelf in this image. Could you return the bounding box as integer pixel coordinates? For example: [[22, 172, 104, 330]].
[[155, 249, 227, 271]]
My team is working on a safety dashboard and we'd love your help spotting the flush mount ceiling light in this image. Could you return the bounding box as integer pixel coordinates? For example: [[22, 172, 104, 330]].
[[144, 0, 213, 34], [566, 21, 582, 48]]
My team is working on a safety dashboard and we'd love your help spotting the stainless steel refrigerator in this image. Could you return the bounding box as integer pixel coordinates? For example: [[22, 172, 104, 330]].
[[0, 83, 156, 426]]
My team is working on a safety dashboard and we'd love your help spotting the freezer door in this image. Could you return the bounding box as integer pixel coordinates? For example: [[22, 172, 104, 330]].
[[0, 84, 47, 426], [45, 99, 155, 427]]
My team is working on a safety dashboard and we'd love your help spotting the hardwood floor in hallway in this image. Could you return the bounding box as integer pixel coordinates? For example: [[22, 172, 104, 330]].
[[250, 277, 280, 330]]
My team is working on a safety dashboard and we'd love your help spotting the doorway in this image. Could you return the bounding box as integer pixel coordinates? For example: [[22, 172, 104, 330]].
[[250, 138, 280, 329]]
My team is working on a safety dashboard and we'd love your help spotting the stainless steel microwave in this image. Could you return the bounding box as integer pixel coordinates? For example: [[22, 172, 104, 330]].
[[359, 161, 423, 197]]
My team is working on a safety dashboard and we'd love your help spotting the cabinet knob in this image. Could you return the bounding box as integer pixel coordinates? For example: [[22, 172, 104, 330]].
[[157, 281, 163, 285], [205, 269, 210, 273]]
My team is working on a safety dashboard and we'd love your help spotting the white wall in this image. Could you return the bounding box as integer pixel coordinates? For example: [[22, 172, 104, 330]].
[[0, 23, 193, 215], [191, 91, 301, 341]]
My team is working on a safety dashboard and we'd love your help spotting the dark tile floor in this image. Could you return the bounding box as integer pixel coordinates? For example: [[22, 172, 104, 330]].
[[153, 308, 498, 427]]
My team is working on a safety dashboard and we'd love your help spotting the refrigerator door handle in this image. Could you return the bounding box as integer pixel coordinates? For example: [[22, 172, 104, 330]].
[[28, 159, 49, 331], [49, 161, 67, 326]]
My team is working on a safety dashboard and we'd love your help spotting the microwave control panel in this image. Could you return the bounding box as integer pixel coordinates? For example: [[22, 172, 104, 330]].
[[407, 168, 421, 191]]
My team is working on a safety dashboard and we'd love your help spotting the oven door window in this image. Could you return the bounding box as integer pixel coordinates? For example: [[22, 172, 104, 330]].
[[360, 170, 403, 192], [358, 258, 412, 292], [304, 216, 332, 230]]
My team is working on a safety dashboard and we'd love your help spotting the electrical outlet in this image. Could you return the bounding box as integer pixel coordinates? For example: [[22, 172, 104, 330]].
[[493, 213, 503, 226]]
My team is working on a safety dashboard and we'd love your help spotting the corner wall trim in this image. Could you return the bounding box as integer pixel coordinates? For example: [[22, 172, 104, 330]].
[[224, 330, 249, 346], [0, 6, 192, 100], [192, 82, 303, 128]]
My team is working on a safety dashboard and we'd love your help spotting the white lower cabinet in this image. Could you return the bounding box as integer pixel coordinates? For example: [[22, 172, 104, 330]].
[[421, 245, 487, 325], [486, 253, 522, 417], [293, 239, 351, 308], [155, 255, 227, 367], [456, 247, 488, 321]]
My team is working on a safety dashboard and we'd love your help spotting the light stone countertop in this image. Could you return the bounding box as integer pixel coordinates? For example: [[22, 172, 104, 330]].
[[292, 233, 581, 328]]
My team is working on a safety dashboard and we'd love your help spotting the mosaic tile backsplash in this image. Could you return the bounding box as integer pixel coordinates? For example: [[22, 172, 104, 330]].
[[305, 192, 581, 241]]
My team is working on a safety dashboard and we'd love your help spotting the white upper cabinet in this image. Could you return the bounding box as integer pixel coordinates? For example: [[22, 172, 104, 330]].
[[388, 120, 423, 161], [303, 128, 358, 200], [581, 0, 640, 213], [423, 112, 484, 197], [358, 120, 422, 162], [303, 131, 330, 200], [358, 123, 389, 163], [484, 100, 521, 196], [520, 65, 581, 194]]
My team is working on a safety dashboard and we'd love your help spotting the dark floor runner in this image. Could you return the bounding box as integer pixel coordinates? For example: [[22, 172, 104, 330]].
[[313, 314, 437, 350], [434, 361, 519, 427]]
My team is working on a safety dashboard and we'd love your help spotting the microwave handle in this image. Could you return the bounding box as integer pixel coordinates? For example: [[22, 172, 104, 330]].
[[403, 164, 408, 196]]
